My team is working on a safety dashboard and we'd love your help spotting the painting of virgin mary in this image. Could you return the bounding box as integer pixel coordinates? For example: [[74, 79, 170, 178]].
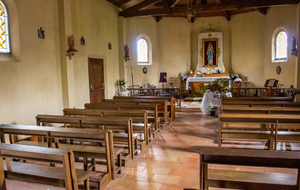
[[202, 38, 218, 67]]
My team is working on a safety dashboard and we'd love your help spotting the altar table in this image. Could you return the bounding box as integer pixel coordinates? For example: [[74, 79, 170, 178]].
[[186, 76, 230, 90]]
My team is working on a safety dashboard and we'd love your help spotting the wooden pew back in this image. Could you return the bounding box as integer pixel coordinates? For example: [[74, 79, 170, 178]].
[[113, 95, 176, 119], [0, 143, 82, 190], [0, 124, 114, 181]]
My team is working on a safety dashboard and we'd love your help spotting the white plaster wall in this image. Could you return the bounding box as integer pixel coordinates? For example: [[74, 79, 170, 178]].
[[124, 5, 298, 89], [0, 0, 62, 125], [70, 0, 120, 108], [0, 0, 120, 125]]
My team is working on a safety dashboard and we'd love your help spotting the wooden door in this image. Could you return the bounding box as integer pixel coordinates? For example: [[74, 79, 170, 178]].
[[88, 58, 105, 103]]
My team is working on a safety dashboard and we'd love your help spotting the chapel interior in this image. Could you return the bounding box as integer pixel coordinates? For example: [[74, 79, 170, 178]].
[[1, 0, 300, 189]]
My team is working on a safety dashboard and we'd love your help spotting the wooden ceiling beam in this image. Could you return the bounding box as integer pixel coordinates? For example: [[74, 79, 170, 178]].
[[162, 0, 172, 14], [224, 10, 230, 21], [120, 0, 160, 16], [120, 0, 300, 17], [257, 7, 268, 15], [170, 0, 180, 7], [216, 0, 222, 3]]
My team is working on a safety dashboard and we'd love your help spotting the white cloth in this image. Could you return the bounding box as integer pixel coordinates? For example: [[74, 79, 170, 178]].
[[200, 91, 223, 116], [118, 90, 130, 96], [186, 76, 231, 90]]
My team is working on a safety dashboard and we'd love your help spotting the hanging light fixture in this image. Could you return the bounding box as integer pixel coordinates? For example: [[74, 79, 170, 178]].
[[184, 0, 197, 22]]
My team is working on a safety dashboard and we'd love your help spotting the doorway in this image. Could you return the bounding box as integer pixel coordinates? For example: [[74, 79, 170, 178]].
[[88, 58, 105, 103]]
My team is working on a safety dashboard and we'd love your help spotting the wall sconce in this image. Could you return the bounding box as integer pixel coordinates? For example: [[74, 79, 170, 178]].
[[291, 36, 298, 56], [108, 42, 112, 50], [124, 44, 130, 62], [66, 35, 78, 60], [38, 27, 45, 39]]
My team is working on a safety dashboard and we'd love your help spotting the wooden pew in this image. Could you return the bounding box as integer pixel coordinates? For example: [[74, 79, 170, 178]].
[[222, 97, 294, 101], [101, 99, 169, 127], [113, 96, 176, 120], [63, 108, 150, 146], [222, 97, 300, 107], [222, 105, 300, 114], [84, 103, 160, 134], [0, 124, 115, 187], [0, 143, 89, 190], [35, 114, 135, 160], [196, 147, 300, 190], [219, 114, 300, 150]]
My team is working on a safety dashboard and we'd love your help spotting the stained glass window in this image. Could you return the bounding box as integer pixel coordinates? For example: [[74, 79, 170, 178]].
[[137, 38, 148, 63], [275, 31, 287, 60]]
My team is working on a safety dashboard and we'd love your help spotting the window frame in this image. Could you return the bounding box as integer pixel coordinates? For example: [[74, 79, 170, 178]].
[[136, 34, 152, 66], [137, 38, 149, 64], [0, 0, 11, 54], [275, 31, 287, 61], [272, 27, 288, 63]]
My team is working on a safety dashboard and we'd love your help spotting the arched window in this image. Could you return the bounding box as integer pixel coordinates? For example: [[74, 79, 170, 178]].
[[137, 38, 149, 63], [275, 31, 287, 60], [0, 1, 10, 53]]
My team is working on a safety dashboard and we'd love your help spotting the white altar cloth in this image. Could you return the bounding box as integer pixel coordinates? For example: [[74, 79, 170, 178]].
[[186, 76, 230, 90], [200, 91, 232, 116]]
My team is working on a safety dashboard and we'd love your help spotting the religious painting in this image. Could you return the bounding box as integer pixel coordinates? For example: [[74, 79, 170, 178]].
[[202, 38, 218, 67], [159, 72, 167, 83], [198, 31, 223, 73]]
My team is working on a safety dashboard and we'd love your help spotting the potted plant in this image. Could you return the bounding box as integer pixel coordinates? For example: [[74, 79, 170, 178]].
[[117, 79, 126, 91], [207, 105, 218, 116]]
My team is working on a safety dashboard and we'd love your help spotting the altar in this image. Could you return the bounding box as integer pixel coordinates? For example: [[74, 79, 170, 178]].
[[186, 73, 230, 96]]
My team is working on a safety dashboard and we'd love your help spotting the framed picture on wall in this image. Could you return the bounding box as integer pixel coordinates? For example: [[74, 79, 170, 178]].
[[202, 38, 218, 67]]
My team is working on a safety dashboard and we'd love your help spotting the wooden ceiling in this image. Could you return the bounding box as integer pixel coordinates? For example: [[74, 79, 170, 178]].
[[107, 0, 300, 22]]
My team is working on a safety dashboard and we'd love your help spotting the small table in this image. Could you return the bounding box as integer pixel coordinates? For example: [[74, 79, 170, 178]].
[[200, 92, 231, 116]]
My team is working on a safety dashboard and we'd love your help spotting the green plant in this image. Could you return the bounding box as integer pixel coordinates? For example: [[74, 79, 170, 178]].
[[201, 83, 211, 96], [117, 79, 126, 86], [213, 78, 229, 88]]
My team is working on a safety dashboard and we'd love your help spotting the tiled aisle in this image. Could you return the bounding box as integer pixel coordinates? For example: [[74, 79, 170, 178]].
[[5, 112, 298, 189]]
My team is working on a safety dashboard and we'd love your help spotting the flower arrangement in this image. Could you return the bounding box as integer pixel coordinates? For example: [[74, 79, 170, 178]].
[[231, 74, 239, 81], [216, 68, 222, 74], [234, 78, 242, 82], [201, 83, 211, 96], [194, 71, 204, 77], [116, 79, 126, 91], [207, 105, 218, 112]]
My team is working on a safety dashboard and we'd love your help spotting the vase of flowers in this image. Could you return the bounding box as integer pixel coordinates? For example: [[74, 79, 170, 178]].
[[117, 79, 126, 92], [207, 105, 218, 116]]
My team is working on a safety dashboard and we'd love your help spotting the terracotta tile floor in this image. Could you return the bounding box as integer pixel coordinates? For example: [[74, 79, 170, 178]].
[[5, 112, 299, 189]]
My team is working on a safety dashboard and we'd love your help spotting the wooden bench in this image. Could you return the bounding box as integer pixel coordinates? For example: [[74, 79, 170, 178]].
[[222, 100, 300, 107], [113, 96, 176, 120], [84, 103, 160, 135], [222, 105, 300, 114], [0, 143, 89, 190], [35, 114, 135, 160], [63, 108, 150, 146], [101, 99, 169, 127], [196, 147, 300, 190], [0, 124, 115, 188], [222, 97, 294, 101], [219, 113, 300, 150]]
